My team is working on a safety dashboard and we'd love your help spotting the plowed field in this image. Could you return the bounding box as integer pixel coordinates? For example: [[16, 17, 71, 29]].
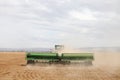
[[0, 52, 120, 80]]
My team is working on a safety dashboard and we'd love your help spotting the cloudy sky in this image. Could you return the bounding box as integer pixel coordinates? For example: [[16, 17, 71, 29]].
[[0, 0, 120, 48]]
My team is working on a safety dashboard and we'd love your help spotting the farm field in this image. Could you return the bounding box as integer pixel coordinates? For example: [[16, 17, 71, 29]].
[[0, 52, 120, 80]]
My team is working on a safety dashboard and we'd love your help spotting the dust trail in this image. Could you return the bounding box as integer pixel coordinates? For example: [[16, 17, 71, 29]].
[[61, 47, 120, 67], [60, 45, 85, 53], [56, 45, 82, 56], [28, 47, 120, 75], [61, 47, 80, 53], [93, 51, 120, 67], [92, 50, 120, 74]]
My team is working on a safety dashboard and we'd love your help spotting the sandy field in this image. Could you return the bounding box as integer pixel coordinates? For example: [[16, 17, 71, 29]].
[[0, 52, 120, 80]]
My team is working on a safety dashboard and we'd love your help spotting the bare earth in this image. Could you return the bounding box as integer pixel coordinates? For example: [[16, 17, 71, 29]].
[[0, 52, 120, 80]]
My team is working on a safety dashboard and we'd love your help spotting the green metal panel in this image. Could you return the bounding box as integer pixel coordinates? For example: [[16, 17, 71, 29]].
[[26, 52, 58, 60], [27, 52, 57, 56], [62, 53, 94, 60], [26, 52, 94, 62]]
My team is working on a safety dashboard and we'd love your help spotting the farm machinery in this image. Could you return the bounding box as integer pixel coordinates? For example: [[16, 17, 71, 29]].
[[26, 45, 94, 65]]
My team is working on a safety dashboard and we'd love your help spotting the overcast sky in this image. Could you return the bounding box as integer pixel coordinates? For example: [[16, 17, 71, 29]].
[[0, 0, 120, 48]]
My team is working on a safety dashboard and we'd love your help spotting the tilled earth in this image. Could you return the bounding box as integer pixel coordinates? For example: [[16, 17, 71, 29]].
[[0, 52, 120, 80]]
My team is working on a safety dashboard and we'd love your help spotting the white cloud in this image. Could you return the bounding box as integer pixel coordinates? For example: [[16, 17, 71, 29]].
[[69, 9, 97, 20], [0, 0, 119, 48]]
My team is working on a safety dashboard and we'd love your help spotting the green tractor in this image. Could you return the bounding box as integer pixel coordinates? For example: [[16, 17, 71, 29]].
[[26, 45, 94, 65]]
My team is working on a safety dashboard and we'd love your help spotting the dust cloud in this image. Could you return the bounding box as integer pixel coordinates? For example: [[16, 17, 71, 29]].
[[59, 46, 120, 68], [93, 51, 120, 67], [56, 45, 120, 67], [29, 46, 120, 75], [60, 45, 91, 53], [61, 47, 81, 53], [61, 46, 120, 67]]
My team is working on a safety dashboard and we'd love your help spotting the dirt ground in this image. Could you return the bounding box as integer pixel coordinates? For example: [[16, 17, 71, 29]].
[[0, 52, 120, 80]]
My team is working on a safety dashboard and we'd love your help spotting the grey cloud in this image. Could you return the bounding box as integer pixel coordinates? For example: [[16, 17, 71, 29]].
[[0, 0, 120, 48]]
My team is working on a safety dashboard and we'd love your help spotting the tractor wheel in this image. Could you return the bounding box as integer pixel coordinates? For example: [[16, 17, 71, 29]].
[[85, 61, 92, 66], [27, 60, 35, 64]]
